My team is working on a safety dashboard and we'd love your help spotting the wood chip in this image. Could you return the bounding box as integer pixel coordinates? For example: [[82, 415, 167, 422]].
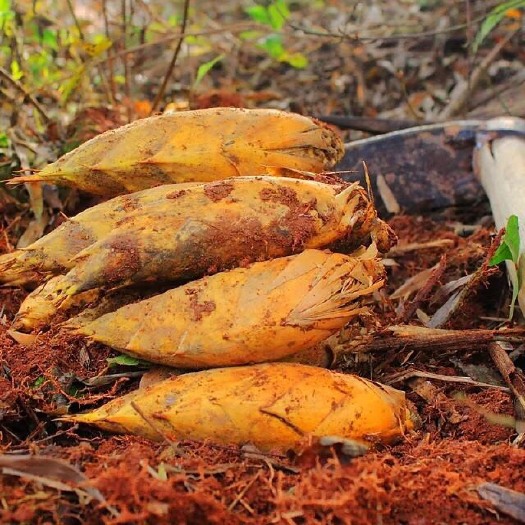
[[477, 482, 525, 523], [377, 174, 400, 214]]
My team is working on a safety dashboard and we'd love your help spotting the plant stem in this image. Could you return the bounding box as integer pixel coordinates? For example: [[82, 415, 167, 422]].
[[0, 67, 50, 123], [102, 0, 117, 105], [150, 0, 191, 114], [122, 0, 133, 122], [65, 0, 85, 41]]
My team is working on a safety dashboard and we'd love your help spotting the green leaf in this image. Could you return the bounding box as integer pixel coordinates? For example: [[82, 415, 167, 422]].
[[59, 66, 86, 102], [0, 132, 9, 148], [504, 214, 520, 262], [61, 141, 81, 154], [259, 34, 284, 59], [489, 215, 523, 319], [0, 0, 14, 20], [239, 30, 262, 41], [0, 0, 14, 35], [193, 53, 225, 89], [490, 242, 513, 266], [245, 5, 271, 25], [268, 1, 289, 30], [281, 51, 308, 69], [489, 215, 521, 265], [10, 60, 23, 81], [107, 354, 145, 367], [67, 384, 81, 397], [473, 0, 525, 52], [168, 14, 180, 27], [32, 376, 46, 388], [42, 28, 58, 51]]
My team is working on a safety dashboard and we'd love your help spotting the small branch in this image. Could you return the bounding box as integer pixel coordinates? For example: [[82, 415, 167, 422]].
[[102, 0, 117, 105], [488, 341, 525, 428], [61, 23, 262, 82], [287, 13, 490, 43], [426, 231, 501, 328], [335, 325, 525, 365], [65, 0, 85, 41], [0, 67, 50, 123], [387, 367, 509, 391], [315, 115, 422, 134], [465, 0, 474, 95], [439, 28, 520, 119], [150, 0, 191, 114], [95, 64, 115, 107], [228, 472, 260, 512], [398, 254, 447, 323], [468, 69, 525, 115], [121, 0, 133, 122]]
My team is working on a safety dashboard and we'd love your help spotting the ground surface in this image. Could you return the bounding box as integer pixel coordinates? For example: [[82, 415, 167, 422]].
[[1, 1, 525, 524], [1, 212, 525, 524]]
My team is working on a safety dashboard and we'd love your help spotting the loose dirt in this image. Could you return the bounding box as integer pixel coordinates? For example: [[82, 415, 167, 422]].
[[1, 209, 524, 524]]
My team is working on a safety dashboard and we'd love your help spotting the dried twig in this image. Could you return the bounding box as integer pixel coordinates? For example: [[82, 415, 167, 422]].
[[0, 67, 50, 123], [102, 0, 117, 105], [65, 0, 85, 41], [391, 265, 440, 301], [335, 325, 525, 365], [397, 255, 447, 323], [316, 115, 423, 134], [408, 378, 464, 425], [242, 451, 300, 474], [121, 0, 133, 122], [387, 367, 509, 391], [228, 472, 260, 512], [387, 239, 455, 256], [426, 229, 502, 328], [468, 69, 525, 116], [439, 28, 520, 119], [287, 13, 490, 43], [488, 341, 525, 435], [150, 0, 191, 114], [57, 22, 262, 89]]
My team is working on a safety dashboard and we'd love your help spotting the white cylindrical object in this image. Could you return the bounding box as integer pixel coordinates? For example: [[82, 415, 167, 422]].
[[474, 118, 525, 316]]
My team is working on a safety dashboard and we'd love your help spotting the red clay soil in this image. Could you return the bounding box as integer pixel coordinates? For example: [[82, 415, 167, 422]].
[[1, 214, 525, 524]]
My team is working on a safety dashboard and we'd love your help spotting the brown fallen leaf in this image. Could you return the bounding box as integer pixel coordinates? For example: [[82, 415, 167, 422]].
[[0, 454, 114, 513]]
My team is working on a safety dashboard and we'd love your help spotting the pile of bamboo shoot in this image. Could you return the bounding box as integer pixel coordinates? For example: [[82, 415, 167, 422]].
[[3, 108, 416, 450]]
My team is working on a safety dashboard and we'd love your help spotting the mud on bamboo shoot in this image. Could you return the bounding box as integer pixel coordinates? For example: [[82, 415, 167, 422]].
[[0, 183, 202, 287], [68, 248, 384, 367], [11, 177, 394, 331]]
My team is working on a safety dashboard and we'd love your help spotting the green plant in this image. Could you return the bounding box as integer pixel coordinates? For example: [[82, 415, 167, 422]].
[[0, 0, 14, 32], [0, 132, 9, 149], [473, 0, 525, 52], [243, 0, 308, 69], [107, 354, 149, 367], [192, 53, 225, 90], [489, 214, 523, 318], [32, 376, 46, 388]]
